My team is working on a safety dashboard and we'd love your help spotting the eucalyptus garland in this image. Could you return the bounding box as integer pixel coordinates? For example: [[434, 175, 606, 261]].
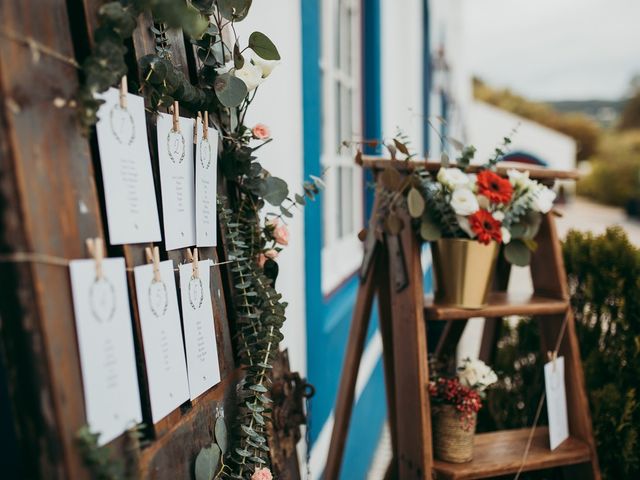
[[77, 1, 322, 479]]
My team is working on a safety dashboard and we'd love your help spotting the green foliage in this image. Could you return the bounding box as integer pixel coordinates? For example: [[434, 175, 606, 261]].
[[480, 227, 640, 479], [195, 416, 229, 480], [619, 90, 640, 131], [76, 426, 126, 480], [76, 424, 146, 480], [563, 227, 640, 479], [577, 130, 640, 207]]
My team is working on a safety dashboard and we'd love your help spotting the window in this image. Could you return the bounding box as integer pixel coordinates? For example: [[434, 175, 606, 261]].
[[321, 0, 363, 294]]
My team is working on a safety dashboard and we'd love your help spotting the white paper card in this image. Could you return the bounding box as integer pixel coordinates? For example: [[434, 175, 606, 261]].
[[69, 258, 142, 445], [134, 260, 190, 423], [179, 260, 221, 399], [95, 88, 162, 245], [157, 113, 196, 250], [545, 356, 569, 449], [195, 123, 218, 247]]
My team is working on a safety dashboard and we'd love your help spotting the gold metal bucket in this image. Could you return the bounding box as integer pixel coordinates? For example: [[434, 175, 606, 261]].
[[431, 239, 499, 309]]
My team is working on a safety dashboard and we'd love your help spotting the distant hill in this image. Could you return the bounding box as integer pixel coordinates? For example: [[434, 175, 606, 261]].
[[547, 99, 628, 127]]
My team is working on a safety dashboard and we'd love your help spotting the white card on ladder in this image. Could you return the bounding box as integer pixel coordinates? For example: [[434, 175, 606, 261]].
[[545, 356, 569, 450]]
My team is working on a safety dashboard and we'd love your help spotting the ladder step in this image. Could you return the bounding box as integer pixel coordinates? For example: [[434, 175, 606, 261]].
[[424, 292, 568, 321], [432, 427, 592, 480]]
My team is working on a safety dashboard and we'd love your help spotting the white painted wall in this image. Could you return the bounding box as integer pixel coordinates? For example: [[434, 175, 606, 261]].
[[236, 2, 307, 378], [381, 0, 425, 155], [468, 101, 577, 170]]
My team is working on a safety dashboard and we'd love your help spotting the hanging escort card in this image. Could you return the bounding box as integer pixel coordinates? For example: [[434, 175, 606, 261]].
[[133, 253, 190, 423], [545, 355, 570, 449], [94, 86, 162, 245], [157, 107, 196, 251], [195, 112, 218, 247], [179, 254, 221, 400], [69, 251, 143, 445]]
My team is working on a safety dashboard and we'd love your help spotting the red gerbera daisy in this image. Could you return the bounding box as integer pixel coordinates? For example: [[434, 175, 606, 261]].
[[476, 170, 513, 204], [469, 209, 502, 245]]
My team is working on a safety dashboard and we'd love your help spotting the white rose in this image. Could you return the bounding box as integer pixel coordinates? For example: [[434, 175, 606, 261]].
[[450, 188, 479, 216], [501, 227, 511, 244], [507, 169, 530, 188], [458, 358, 498, 391], [437, 167, 470, 190], [492, 210, 505, 222], [252, 56, 280, 78], [234, 62, 264, 91], [532, 186, 556, 214]]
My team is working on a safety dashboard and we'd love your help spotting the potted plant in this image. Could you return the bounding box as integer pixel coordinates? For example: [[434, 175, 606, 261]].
[[429, 358, 498, 463], [412, 165, 556, 308]]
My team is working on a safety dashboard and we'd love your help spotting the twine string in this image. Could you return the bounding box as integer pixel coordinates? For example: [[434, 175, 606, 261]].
[[0, 28, 80, 68], [0, 252, 237, 271]]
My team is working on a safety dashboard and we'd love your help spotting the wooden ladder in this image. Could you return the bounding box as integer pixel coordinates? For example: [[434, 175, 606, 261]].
[[324, 160, 601, 480]]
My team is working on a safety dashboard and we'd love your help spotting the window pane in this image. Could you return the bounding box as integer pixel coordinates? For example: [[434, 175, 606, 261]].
[[335, 81, 342, 150], [335, 0, 342, 69], [336, 166, 344, 238], [342, 166, 354, 236]]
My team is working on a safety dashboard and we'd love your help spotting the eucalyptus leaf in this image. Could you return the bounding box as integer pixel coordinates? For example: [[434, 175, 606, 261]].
[[214, 73, 248, 107], [214, 417, 228, 455], [194, 444, 220, 480], [441, 151, 450, 167], [218, 0, 253, 21], [407, 187, 425, 218], [393, 138, 410, 156], [233, 42, 244, 69], [248, 31, 281, 60], [504, 239, 531, 266], [420, 219, 442, 241], [262, 176, 289, 206]]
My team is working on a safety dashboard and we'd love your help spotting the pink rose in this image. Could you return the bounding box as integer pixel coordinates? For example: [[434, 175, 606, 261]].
[[251, 468, 272, 480], [252, 123, 271, 140], [273, 224, 289, 246], [257, 249, 278, 268], [265, 249, 278, 260]]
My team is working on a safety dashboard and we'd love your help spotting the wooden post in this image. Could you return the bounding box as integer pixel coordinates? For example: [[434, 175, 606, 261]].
[[386, 211, 432, 480]]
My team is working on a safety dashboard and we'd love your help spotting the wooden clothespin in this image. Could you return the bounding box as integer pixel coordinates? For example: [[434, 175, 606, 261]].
[[145, 246, 161, 282], [194, 112, 202, 144], [119, 76, 128, 109], [171, 101, 180, 132], [547, 350, 558, 372], [186, 247, 200, 278], [86, 238, 105, 280], [203, 111, 209, 140]]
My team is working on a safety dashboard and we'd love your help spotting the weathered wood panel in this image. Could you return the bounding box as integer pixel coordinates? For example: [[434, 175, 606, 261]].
[[0, 0, 103, 478]]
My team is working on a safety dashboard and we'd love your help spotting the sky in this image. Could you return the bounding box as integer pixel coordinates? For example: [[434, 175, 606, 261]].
[[462, 0, 640, 101]]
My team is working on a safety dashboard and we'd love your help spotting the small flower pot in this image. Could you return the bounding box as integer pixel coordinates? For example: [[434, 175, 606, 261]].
[[433, 404, 477, 463], [431, 238, 499, 309]]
